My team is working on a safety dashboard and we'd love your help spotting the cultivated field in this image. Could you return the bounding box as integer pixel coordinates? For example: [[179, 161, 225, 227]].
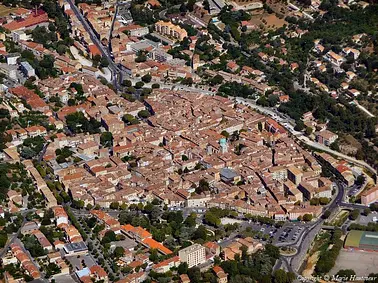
[[249, 11, 287, 31]]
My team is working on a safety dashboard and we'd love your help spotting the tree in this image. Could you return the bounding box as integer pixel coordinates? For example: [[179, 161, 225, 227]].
[[149, 248, 159, 262], [188, 267, 202, 282], [56, 44, 66, 55], [294, 120, 305, 131], [110, 202, 119, 210], [102, 230, 117, 244], [203, 0, 210, 11], [100, 132, 113, 148], [186, 0, 196, 11], [113, 246, 125, 258], [330, 140, 340, 151], [268, 94, 279, 107], [123, 114, 139, 125], [305, 126, 313, 136], [210, 74, 224, 86], [355, 175, 365, 185], [265, 244, 280, 260], [319, 197, 329, 205], [23, 234, 46, 257], [349, 209, 359, 220], [310, 198, 320, 206], [21, 147, 37, 159], [87, 217, 97, 228], [273, 269, 287, 283], [184, 213, 197, 227], [0, 230, 8, 248], [141, 74, 152, 83], [122, 80, 132, 87], [138, 110, 150, 119], [135, 81, 144, 89], [363, 208, 371, 216], [303, 214, 313, 222], [336, 269, 355, 281], [193, 225, 208, 241], [204, 212, 221, 227], [322, 210, 331, 219], [221, 130, 230, 138], [178, 262, 188, 274], [135, 51, 147, 62], [182, 77, 193, 86], [179, 3, 187, 12], [100, 57, 109, 68], [152, 83, 160, 89]]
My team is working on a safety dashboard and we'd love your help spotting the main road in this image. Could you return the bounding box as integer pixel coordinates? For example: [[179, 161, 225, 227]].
[[275, 180, 345, 274], [0, 208, 36, 258], [66, 0, 122, 88]]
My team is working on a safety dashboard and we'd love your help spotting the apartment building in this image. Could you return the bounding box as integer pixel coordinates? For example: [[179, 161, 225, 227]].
[[178, 244, 206, 268], [287, 166, 303, 185], [155, 21, 188, 41], [123, 24, 149, 37], [315, 130, 338, 146], [361, 186, 378, 206], [0, 63, 17, 80]]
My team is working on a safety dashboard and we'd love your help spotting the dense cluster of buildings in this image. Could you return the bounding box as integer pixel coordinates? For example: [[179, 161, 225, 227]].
[[2, 85, 338, 221], [1, 205, 87, 282], [0, 0, 375, 281]]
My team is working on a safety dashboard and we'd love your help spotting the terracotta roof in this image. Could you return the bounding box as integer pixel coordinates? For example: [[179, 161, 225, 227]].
[[142, 238, 172, 255], [4, 11, 48, 31]]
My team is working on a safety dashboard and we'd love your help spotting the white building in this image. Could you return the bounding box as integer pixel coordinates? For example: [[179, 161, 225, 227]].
[[0, 63, 18, 80], [178, 244, 206, 268], [20, 61, 35, 77]]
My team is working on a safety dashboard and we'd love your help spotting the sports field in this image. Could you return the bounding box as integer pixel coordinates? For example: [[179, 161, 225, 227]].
[[330, 249, 378, 277]]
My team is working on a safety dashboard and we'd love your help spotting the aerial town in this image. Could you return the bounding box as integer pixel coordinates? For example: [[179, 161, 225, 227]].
[[0, 0, 377, 282]]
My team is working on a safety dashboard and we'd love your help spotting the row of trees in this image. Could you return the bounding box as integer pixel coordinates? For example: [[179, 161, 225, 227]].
[[315, 229, 343, 274], [348, 222, 378, 232]]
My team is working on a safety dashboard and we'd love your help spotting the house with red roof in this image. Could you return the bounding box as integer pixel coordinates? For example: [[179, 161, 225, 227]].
[[213, 266, 228, 283], [226, 61, 239, 73], [152, 256, 180, 273], [9, 86, 49, 112], [88, 44, 102, 59], [3, 10, 49, 31]]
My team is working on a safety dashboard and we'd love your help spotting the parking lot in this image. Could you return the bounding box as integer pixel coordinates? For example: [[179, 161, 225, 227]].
[[240, 221, 306, 244], [65, 253, 96, 270], [273, 224, 305, 244], [357, 211, 378, 225]]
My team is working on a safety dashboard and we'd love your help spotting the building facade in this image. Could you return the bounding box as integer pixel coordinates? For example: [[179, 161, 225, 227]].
[[178, 244, 206, 268]]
